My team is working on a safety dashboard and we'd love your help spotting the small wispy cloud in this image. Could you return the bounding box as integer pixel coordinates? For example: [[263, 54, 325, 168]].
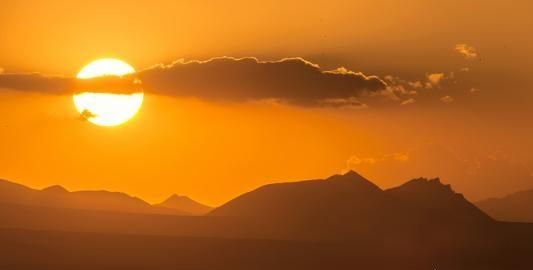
[[455, 44, 478, 59], [440, 95, 454, 103], [401, 98, 416, 106], [426, 73, 445, 88], [345, 153, 409, 171], [80, 109, 98, 120]]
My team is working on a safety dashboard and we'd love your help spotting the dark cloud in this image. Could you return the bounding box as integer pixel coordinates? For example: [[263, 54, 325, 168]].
[[0, 73, 74, 94], [136, 57, 387, 106], [74, 76, 142, 94], [3, 57, 480, 109], [0, 57, 388, 107], [80, 109, 98, 120], [0, 73, 141, 95]]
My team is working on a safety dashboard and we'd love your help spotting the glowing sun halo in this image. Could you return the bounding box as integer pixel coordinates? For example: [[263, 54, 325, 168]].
[[74, 58, 143, 126]]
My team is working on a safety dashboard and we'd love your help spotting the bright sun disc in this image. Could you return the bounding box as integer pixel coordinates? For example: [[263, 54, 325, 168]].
[[74, 58, 143, 126]]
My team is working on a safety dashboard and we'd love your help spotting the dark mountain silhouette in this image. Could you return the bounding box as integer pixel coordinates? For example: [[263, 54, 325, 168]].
[[209, 171, 493, 240], [386, 177, 493, 224], [0, 179, 186, 215], [155, 194, 213, 215], [210, 170, 385, 218], [476, 188, 533, 222], [0, 172, 532, 269]]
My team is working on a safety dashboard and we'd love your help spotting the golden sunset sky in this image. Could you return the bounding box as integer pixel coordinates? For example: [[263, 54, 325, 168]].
[[1, 0, 532, 205]]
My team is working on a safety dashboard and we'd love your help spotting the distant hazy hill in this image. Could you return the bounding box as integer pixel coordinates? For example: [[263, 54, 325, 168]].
[[155, 194, 213, 215], [0, 179, 187, 215], [476, 188, 533, 222]]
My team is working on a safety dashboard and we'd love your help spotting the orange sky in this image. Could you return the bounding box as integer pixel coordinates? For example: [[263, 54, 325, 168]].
[[2, 0, 531, 75], [1, 0, 532, 205]]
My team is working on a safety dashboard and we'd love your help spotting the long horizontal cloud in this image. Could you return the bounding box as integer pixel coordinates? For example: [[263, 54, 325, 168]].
[[0, 73, 74, 94], [136, 57, 387, 106], [0, 73, 142, 95], [0, 57, 387, 107], [0, 57, 479, 108]]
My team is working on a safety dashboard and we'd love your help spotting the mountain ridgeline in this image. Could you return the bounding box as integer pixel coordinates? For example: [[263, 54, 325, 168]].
[[0, 179, 210, 216], [0, 171, 532, 269], [211, 171, 491, 223], [209, 171, 494, 240], [155, 194, 213, 215]]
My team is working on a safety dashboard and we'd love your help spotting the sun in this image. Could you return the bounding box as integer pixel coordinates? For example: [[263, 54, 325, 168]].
[[74, 58, 143, 126]]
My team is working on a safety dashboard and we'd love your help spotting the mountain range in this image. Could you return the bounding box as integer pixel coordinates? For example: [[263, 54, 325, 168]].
[[0, 179, 212, 216], [210, 171, 494, 241], [212, 171, 490, 224], [0, 171, 532, 269]]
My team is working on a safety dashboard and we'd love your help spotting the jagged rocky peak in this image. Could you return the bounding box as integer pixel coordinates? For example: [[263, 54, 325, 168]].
[[397, 177, 454, 193]]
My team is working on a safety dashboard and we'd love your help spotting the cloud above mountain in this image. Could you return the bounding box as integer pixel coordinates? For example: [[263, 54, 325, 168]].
[[136, 57, 387, 107], [0, 57, 388, 107], [0, 56, 480, 108]]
